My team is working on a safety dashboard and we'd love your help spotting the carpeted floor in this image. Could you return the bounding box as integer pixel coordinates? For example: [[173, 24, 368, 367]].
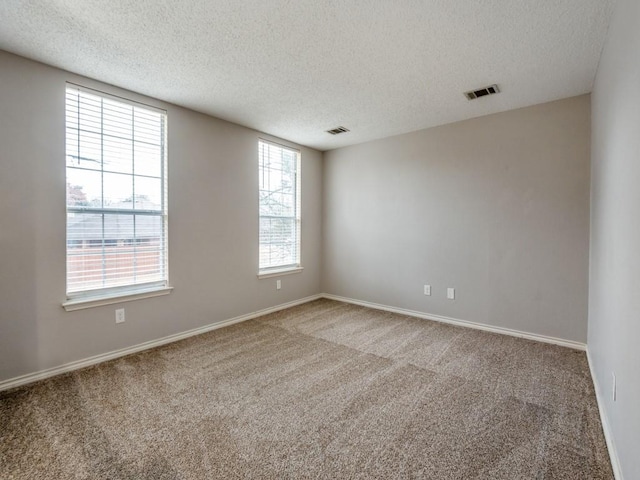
[[0, 299, 613, 479]]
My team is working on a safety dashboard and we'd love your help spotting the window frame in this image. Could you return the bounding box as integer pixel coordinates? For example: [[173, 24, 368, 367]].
[[62, 84, 170, 310], [257, 139, 303, 277]]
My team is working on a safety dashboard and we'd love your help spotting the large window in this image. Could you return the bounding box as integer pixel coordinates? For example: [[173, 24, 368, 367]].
[[65, 84, 168, 297], [258, 140, 301, 273]]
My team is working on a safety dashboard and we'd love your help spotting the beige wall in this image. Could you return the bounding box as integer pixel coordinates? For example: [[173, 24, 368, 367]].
[[323, 96, 591, 343], [589, 0, 640, 477], [0, 50, 323, 382]]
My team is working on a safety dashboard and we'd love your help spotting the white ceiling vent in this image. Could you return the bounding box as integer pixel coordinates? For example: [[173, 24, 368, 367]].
[[464, 84, 500, 100], [326, 126, 350, 135]]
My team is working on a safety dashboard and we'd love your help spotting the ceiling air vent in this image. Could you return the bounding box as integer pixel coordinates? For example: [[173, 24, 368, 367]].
[[326, 126, 350, 135], [464, 84, 500, 100]]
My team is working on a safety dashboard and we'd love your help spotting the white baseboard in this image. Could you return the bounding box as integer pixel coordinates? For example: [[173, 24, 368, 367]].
[[0, 294, 323, 392], [0, 292, 588, 392], [586, 349, 624, 480], [322, 293, 587, 351]]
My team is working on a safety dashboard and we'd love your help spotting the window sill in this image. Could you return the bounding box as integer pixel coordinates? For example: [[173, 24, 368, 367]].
[[62, 286, 173, 311], [257, 266, 304, 279]]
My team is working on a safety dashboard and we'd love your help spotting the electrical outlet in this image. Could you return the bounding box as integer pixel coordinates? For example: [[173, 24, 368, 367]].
[[423, 285, 431, 296], [276, 279, 281, 290], [115, 308, 125, 324], [612, 372, 616, 402], [447, 288, 455, 300]]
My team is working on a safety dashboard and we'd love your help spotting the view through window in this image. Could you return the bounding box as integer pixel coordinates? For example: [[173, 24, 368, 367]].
[[65, 85, 168, 296], [258, 140, 301, 272]]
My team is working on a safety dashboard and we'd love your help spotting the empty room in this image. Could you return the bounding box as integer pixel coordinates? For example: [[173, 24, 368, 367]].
[[0, 1, 637, 479]]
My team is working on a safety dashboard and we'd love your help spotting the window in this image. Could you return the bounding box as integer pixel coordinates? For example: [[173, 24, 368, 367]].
[[258, 140, 301, 274], [65, 84, 168, 298]]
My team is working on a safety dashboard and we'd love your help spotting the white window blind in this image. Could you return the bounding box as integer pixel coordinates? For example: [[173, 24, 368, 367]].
[[259, 140, 301, 271], [65, 85, 168, 296]]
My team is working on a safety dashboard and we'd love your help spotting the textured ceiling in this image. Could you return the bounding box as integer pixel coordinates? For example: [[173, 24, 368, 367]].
[[0, 1, 614, 151]]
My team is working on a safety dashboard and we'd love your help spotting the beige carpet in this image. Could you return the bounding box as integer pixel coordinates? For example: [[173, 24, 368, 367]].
[[0, 299, 613, 479]]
